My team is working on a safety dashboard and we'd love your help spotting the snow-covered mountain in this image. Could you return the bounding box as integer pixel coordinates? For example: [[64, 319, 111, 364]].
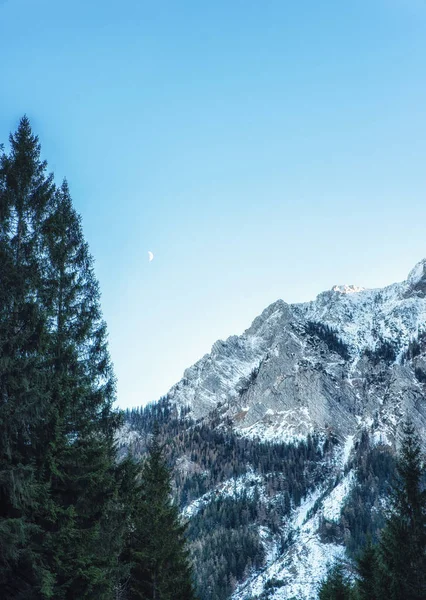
[[123, 259, 426, 600], [167, 259, 426, 445]]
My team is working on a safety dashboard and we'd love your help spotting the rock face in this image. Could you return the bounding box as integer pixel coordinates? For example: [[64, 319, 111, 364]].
[[167, 259, 426, 446]]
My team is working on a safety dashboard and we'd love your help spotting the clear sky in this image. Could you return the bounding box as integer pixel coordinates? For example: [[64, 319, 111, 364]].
[[1, 0, 426, 409]]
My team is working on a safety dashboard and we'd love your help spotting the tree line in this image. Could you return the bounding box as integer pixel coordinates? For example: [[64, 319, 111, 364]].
[[0, 117, 196, 600]]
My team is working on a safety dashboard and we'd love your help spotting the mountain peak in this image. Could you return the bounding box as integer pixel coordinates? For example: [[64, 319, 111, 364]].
[[332, 284, 365, 294], [407, 258, 426, 290]]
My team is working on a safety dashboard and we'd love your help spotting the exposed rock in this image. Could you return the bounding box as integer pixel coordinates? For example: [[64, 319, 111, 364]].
[[166, 259, 426, 446]]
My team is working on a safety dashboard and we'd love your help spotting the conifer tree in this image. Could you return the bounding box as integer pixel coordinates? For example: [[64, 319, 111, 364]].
[[355, 537, 379, 600], [0, 116, 55, 598], [37, 180, 122, 599], [318, 562, 354, 600], [128, 426, 197, 600], [378, 421, 426, 600], [0, 118, 126, 599]]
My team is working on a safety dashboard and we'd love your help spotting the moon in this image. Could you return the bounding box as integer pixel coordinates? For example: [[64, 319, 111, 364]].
[[148, 251, 154, 262]]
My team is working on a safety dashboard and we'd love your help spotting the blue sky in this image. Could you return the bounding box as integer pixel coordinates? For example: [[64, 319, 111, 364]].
[[1, 0, 426, 408]]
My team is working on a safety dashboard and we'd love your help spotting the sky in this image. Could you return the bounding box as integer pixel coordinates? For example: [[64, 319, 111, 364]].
[[1, 0, 426, 409]]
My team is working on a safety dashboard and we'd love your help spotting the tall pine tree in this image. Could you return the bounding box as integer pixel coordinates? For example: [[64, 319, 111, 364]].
[[37, 179, 122, 599], [0, 117, 126, 599], [0, 116, 55, 598], [318, 562, 354, 600], [355, 537, 380, 600], [378, 420, 426, 600], [128, 426, 197, 600]]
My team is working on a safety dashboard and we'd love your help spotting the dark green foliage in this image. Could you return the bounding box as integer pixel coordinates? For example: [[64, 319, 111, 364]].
[[187, 494, 264, 599], [317, 516, 344, 545], [414, 366, 426, 383], [305, 322, 350, 361], [377, 421, 426, 600], [0, 116, 55, 597], [35, 176, 121, 599], [127, 428, 197, 600], [125, 400, 327, 510], [340, 433, 395, 556], [264, 578, 284, 590], [238, 366, 260, 396], [355, 538, 380, 600], [0, 118, 127, 599], [364, 340, 397, 365], [0, 117, 200, 600], [318, 562, 354, 600], [401, 331, 426, 363]]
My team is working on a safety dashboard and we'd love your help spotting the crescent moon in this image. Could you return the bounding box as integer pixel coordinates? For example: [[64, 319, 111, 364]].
[[148, 251, 154, 262]]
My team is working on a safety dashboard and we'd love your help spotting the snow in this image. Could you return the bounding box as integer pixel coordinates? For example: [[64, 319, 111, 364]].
[[332, 284, 365, 294], [115, 424, 142, 447], [233, 484, 347, 600], [181, 469, 263, 519], [407, 258, 426, 286], [322, 472, 355, 521], [296, 259, 426, 359], [241, 407, 314, 443], [373, 429, 391, 446], [167, 259, 426, 431], [229, 437, 360, 600], [259, 526, 281, 565], [341, 435, 355, 467]]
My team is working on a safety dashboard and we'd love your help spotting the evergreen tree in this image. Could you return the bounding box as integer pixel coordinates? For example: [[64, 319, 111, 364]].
[[0, 116, 55, 598], [128, 426, 197, 600], [318, 562, 354, 600], [355, 537, 379, 600], [37, 180, 122, 599], [0, 117, 125, 599], [378, 420, 426, 600]]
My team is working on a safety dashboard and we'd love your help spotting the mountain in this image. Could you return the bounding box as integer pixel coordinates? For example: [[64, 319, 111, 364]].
[[167, 259, 426, 443], [122, 259, 426, 600]]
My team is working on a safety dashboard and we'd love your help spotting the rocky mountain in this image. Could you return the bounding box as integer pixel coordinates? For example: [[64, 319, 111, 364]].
[[122, 259, 426, 600], [167, 259, 426, 444]]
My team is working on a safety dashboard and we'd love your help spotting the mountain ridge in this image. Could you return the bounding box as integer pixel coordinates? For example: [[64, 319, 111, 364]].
[[165, 259, 426, 446]]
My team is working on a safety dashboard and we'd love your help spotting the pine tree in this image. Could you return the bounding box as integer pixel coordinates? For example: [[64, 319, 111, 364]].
[[37, 180, 122, 599], [0, 117, 138, 599], [355, 537, 380, 600], [128, 426, 197, 600], [0, 116, 55, 598], [378, 420, 426, 600], [318, 562, 354, 600]]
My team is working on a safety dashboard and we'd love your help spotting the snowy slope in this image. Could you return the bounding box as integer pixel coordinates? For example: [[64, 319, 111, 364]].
[[230, 437, 356, 600]]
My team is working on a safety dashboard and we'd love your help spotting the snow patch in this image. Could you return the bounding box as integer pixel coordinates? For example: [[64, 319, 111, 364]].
[[181, 470, 263, 519], [341, 435, 355, 467], [322, 472, 355, 522]]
